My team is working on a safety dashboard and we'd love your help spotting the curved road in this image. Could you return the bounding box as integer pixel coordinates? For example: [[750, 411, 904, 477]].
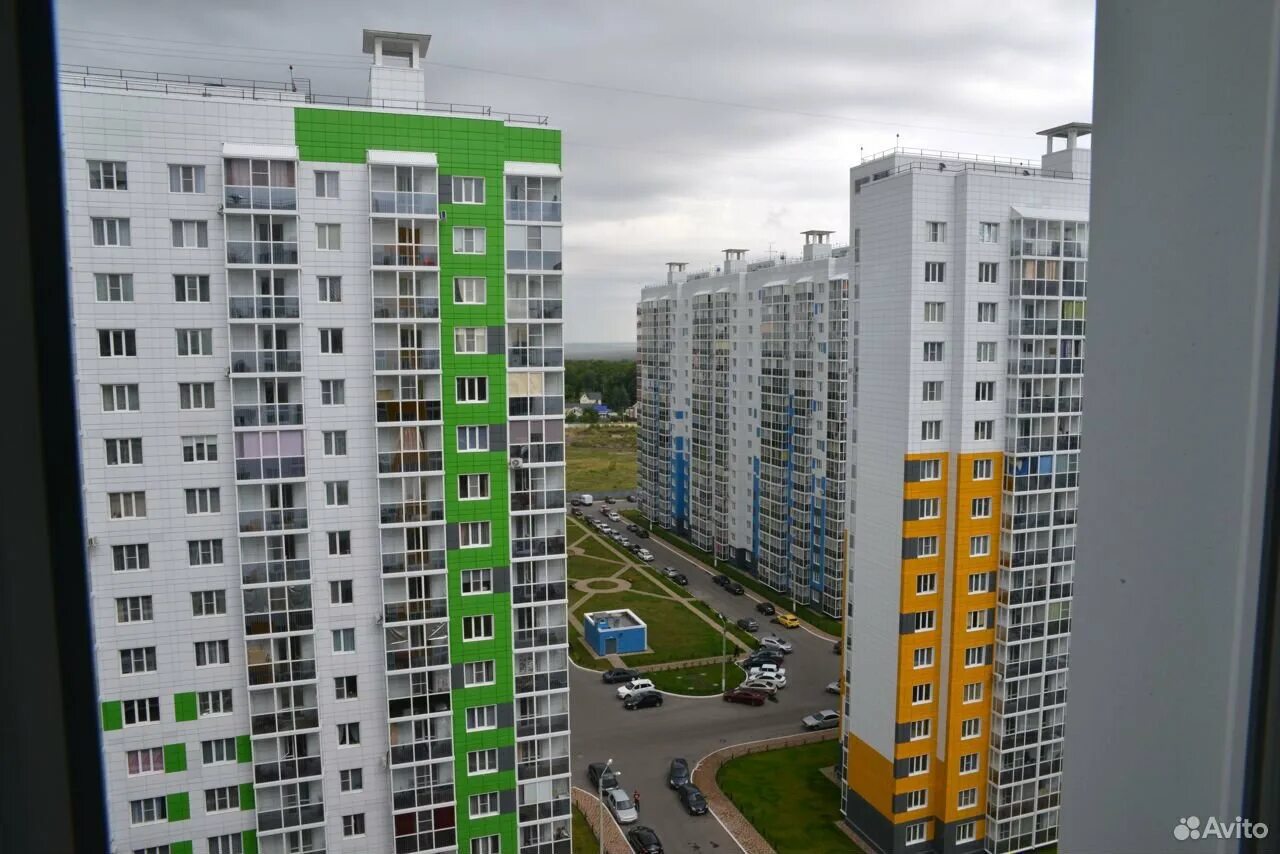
[[570, 501, 843, 853]]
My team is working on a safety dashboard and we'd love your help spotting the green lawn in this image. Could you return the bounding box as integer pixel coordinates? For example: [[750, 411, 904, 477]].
[[567, 424, 637, 492], [575, 531, 630, 563], [648, 661, 738, 696], [623, 509, 844, 637], [572, 804, 598, 854], [619, 567, 669, 597], [569, 554, 624, 580], [717, 739, 857, 853], [688, 598, 760, 650], [569, 634, 608, 671], [569, 585, 589, 609], [573, 590, 726, 665]]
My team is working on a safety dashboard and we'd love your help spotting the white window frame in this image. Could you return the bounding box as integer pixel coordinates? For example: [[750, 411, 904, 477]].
[[122, 696, 160, 725], [129, 796, 167, 826], [911, 683, 932, 705], [176, 328, 213, 357], [332, 627, 356, 654], [328, 530, 351, 556], [325, 481, 350, 507], [976, 341, 997, 363], [923, 341, 944, 362], [168, 164, 206, 194], [456, 376, 488, 403], [921, 420, 941, 441], [454, 277, 487, 304], [318, 275, 342, 302], [914, 611, 935, 632], [185, 487, 221, 515], [919, 459, 941, 481], [460, 521, 491, 549], [924, 261, 945, 283], [95, 272, 133, 302], [979, 222, 999, 244], [458, 425, 489, 452], [967, 610, 989, 631], [453, 226, 487, 254], [323, 430, 348, 457], [921, 381, 943, 402], [923, 301, 944, 322], [469, 792, 500, 819], [463, 660, 496, 687], [194, 639, 230, 667], [973, 459, 994, 480], [174, 274, 211, 302], [917, 536, 938, 558], [968, 572, 992, 594], [315, 170, 340, 199], [915, 573, 936, 595], [463, 614, 495, 642], [964, 646, 988, 668], [197, 689, 233, 718], [977, 301, 998, 322], [459, 473, 490, 501], [171, 219, 209, 248], [342, 813, 366, 838], [454, 326, 487, 355], [112, 543, 150, 572], [202, 738, 236, 766], [98, 328, 136, 357], [970, 535, 991, 557], [465, 704, 498, 732], [963, 682, 984, 703], [319, 328, 344, 354], [91, 217, 131, 247], [978, 262, 999, 284], [961, 717, 981, 739], [912, 647, 934, 669], [317, 223, 342, 251], [204, 785, 239, 814], [906, 754, 929, 776], [467, 748, 499, 775], [105, 437, 143, 466], [926, 221, 946, 243], [959, 753, 980, 775], [905, 789, 928, 811], [179, 382, 216, 410], [191, 590, 227, 617], [182, 435, 218, 463], [340, 768, 364, 792], [337, 722, 361, 747], [975, 381, 996, 402], [908, 719, 931, 741], [918, 497, 940, 519], [453, 176, 486, 205], [89, 160, 127, 190], [321, 379, 345, 406], [108, 491, 147, 520], [972, 496, 992, 518], [461, 568, 494, 595]]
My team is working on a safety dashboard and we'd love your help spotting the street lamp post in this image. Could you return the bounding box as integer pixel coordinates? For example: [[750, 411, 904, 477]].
[[720, 613, 727, 693], [598, 758, 615, 854]]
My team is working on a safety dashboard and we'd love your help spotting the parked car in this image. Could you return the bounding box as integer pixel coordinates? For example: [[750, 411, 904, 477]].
[[605, 497, 618, 504], [739, 676, 782, 695], [671, 572, 688, 586], [636, 529, 650, 539], [571, 498, 582, 506], [832, 640, 842, 654], [580, 494, 594, 506], [759, 635, 794, 653], [626, 494, 638, 502], [667, 757, 690, 789], [826, 680, 841, 694], [571, 508, 583, 518], [748, 663, 786, 680], [723, 687, 768, 706], [802, 709, 841, 731], [626, 523, 640, 532], [773, 612, 801, 628], [627, 826, 664, 854], [587, 762, 620, 791], [713, 574, 731, 587], [660, 566, 678, 578], [624, 691, 664, 710], [617, 678, 656, 699], [755, 601, 776, 616], [736, 617, 759, 632], [726, 581, 745, 595], [608, 511, 623, 522], [606, 787, 639, 824], [637, 549, 655, 562], [678, 783, 709, 816], [741, 649, 784, 668], [601, 667, 641, 685]]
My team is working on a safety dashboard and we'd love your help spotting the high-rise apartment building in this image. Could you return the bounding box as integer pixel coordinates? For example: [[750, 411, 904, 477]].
[[840, 127, 1090, 854], [66, 30, 570, 854], [636, 233, 852, 617]]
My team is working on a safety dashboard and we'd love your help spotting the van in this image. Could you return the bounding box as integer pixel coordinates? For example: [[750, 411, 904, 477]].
[[580, 494, 594, 506]]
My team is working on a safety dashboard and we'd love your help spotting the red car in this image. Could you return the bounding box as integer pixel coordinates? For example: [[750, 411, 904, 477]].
[[722, 687, 768, 706]]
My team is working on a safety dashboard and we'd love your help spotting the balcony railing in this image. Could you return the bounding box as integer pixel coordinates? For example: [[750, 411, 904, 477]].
[[246, 658, 318, 685], [386, 646, 451, 671], [226, 241, 299, 266], [507, 347, 564, 368], [250, 707, 319, 737], [514, 669, 569, 695], [244, 612, 315, 637], [389, 737, 453, 766], [229, 296, 300, 320], [381, 499, 446, 525], [233, 403, 304, 428], [377, 450, 444, 474], [514, 626, 568, 650], [254, 755, 322, 785], [231, 349, 302, 374], [375, 348, 441, 372], [505, 200, 561, 222], [384, 598, 448, 624], [517, 756, 570, 781], [512, 536, 566, 559], [506, 250, 562, 271], [224, 186, 297, 211], [376, 400, 443, 424], [392, 783, 455, 812], [372, 244, 439, 267], [374, 297, 440, 320], [241, 558, 310, 586], [509, 444, 565, 465], [516, 712, 569, 740], [371, 191, 438, 216], [511, 490, 565, 512], [257, 803, 326, 833], [239, 507, 309, 534], [506, 299, 563, 321], [508, 396, 564, 417], [236, 456, 306, 481], [387, 693, 451, 719], [512, 582, 568, 605], [381, 551, 448, 575]]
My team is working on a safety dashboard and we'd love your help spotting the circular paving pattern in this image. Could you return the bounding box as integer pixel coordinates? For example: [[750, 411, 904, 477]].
[[573, 576, 631, 594]]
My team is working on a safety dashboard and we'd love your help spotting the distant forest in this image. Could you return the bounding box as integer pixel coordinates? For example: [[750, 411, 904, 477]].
[[565, 359, 636, 411]]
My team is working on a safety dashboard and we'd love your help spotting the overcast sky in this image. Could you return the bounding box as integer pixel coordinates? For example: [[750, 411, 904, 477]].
[[56, 0, 1094, 345]]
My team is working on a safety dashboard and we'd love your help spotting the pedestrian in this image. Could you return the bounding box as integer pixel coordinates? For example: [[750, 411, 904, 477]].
[[633, 789, 640, 808]]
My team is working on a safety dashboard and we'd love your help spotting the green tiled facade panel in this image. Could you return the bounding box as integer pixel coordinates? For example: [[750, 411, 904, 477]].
[[166, 792, 190, 822], [101, 700, 122, 732], [171, 842, 194, 854], [239, 782, 256, 810], [163, 743, 187, 773], [242, 830, 258, 854], [236, 734, 253, 763], [173, 692, 198, 722]]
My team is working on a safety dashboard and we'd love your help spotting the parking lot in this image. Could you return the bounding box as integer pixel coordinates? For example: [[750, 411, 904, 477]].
[[570, 497, 843, 853]]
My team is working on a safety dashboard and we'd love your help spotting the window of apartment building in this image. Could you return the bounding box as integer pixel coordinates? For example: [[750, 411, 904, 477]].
[[472, 835, 501, 854], [171, 220, 209, 248], [960, 753, 980, 774], [335, 675, 358, 700], [315, 171, 340, 199], [453, 227, 486, 254], [975, 381, 995, 402], [977, 301, 998, 322], [926, 221, 946, 242], [453, 176, 486, 204], [182, 434, 218, 462], [976, 341, 997, 363], [921, 420, 941, 441], [459, 473, 490, 500], [456, 376, 488, 403], [209, 834, 243, 854], [129, 796, 166, 826], [316, 223, 341, 251], [923, 341, 944, 362], [918, 497, 940, 519], [120, 647, 157, 675], [123, 697, 161, 726], [325, 481, 349, 507], [470, 792, 500, 819], [916, 573, 937, 595], [198, 689, 232, 717], [330, 580, 354, 605], [924, 261, 945, 283], [468, 748, 499, 775], [916, 535, 938, 557], [967, 610, 989, 631], [922, 381, 943, 402], [973, 458, 994, 480], [95, 272, 133, 302], [342, 814, 366, 838], [913, 647, 934, 669], [318, 275, 341, 302], [91, 217, 130, 246], [337, 723, 360, 746], [168, 164, 206, 193], [970, 535, 991, 557], [109, 491, 147, 520], [188, 539, 223, 566], [176, 328, 213, 357], [906, 789, 928, 811], [911, 683, 932, 705], [126, 747, 164, 776], [956, 821, 977, 844], [463, 614, 495, 641], [460, 521, 491, 549], [907, 754, 930, 776], [458, 425, 489, 451], [105, 437, 143, 466], [913, 610, 935, 632], [961, 718, 981, 739], [923, 301, 944, 322], [464, 660, 496, 687], [454, 277, 486, 304], [194, 640, 230, 667], [964, 682, 984, 703], [974, 420, 994, 440], [979, 222, 999, 243], [202, 738, 236, 765], [321, 379, 345, 406], [964, 646, 989, 668], [957, 788, 978, 809], [328, 530, 352, 556], [968, 572, 992, 594], [191, 590, 226, 617], [908, 719, 931, 740], [185, 487, 221, 515], [319, 328, 344, 354], [89, 160, 127, 190], [332, 628, 356, 653], [454, 326, 486, 354], [340, 769, 364, 792], [323, 430, 348, 456], [204, 785, 239, 813], [461, 568, 493, 595], [98, 329, 136, 357], [112, 543, 150, 572], [919, 459, 941, 481], [174, 274, 210, 302], [978, 262, 999, 284], [466, 705, 498, 732], [971, 497, 992, 518], [179, 382, 215, 410]]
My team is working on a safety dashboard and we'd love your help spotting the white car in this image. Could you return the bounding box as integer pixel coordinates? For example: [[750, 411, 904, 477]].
[[608, 511, 622, 521], [606, 787, 638, 824], [637, 549, 655, 562], [759, 635, 794, 653], [802, 709, 841, 731], [826, 680, 841, 694], [739, 676, 784, 694], [748, 663, 786, 681], [616, 678, 656, 699]]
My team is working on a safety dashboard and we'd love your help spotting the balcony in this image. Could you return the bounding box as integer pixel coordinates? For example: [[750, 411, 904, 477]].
[[250, 706, 319, 737], [241, 558, 310, 586], [508, 348, 564, 368], [506, 250, 562, 271], [387, 693, 451, 719], [253, 755, 322, 785], [244, 612, 315, 637], [512, 536, 567, 560], [236, 456, 306, 481], [384, 599, 448, 624], [376, 400, 443, 424], [229, 296, 300, 320], [514, 669, 568, 695], [509, 444, 564, 465], [378, 450, 444, 474], [239, 507, 309, 534], [371, 191, 438, 217], [506, 299, 563, 321], [511, 490, 566, 512], [374, 297, 440, 321], [234, 403, 304, 428], [382, 551, 447, 575], [392, 783, 455, 812], [386, 646, 451, 671], [512, 582, 568, 605], [226, 241, 299, 266], [224, 185, 297, 211], [375, 348, 441, 372], [517, 756, 570, 781], [514, 626, 568, 650], [506, 199, 561, 222], [381, 499, 446, 525], [508, 396, 564, 417], [257, 802, 326, 833], [231, 349, 302, 374], [389, 738, 453, 766], [373, 244, 439, 268], [516, 712, 570, 740], [246, 657, 317, 684]]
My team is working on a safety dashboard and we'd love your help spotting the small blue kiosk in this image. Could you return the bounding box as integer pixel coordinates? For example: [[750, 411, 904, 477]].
[[584, 609, 648, 656]]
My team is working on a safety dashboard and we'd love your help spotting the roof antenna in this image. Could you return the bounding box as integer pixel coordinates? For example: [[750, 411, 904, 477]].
[[289, 65, 297, 92], [895, 132, 900, 151]]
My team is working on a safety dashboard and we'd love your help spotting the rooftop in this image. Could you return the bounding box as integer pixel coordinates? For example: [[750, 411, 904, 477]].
[[586, 609, 645, 630]]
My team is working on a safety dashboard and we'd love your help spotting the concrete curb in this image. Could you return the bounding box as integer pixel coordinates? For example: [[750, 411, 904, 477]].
[[571, 786, 631, 854]]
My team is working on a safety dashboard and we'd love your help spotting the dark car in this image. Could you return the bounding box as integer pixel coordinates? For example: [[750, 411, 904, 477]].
[[723, 687, 768, 706], [636, 529, 650, 539], [672, 572, 688, 586], [736, 617, 759, 632], [624, 691, 664, 710], [713, 574, 731, 587], [627, 826, 664, 854], [605, 497, 618, 504], [667, 757, 691, 789], [588, 762, 620, 791], [571, 508, 583, 517], [756, 601, 776, 616], [727, 581, 745, 595], [626, 494, 638, 502], [678, 783, 709, 816], [571, 498, 582, 506], [602, 667, 642, 685], [741, 650, 784, 669], [626, 522, 639, 531], [833, 640, 842, 654]]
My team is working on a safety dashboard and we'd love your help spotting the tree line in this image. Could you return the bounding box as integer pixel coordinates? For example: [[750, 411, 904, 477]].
[[565, 359, 636, 411]]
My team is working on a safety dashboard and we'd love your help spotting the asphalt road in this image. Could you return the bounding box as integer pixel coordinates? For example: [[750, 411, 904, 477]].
[[570, 499, 843, 853]]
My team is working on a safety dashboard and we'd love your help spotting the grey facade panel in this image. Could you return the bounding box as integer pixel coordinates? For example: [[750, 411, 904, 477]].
[[498, 745, 516, 772], [492, 565, 511, 593], [487, 326, 505, 355], [445, 524, 459, 551], [488, 423, 507, 452]]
